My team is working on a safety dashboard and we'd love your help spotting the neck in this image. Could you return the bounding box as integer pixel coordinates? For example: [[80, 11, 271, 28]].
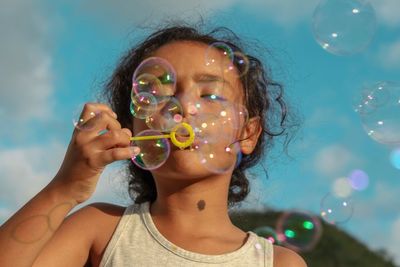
[[149, 172, 237, 237]]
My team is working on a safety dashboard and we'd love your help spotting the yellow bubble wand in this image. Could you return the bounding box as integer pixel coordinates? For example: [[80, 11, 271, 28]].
[[129, 122, 195, 150]]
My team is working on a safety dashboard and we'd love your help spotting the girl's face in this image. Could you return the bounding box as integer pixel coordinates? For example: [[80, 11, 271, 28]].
[[132, 41, 248, 179]]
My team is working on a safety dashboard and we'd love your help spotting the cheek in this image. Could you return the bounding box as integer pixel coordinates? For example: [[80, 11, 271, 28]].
[[133, 119, 148, 135]]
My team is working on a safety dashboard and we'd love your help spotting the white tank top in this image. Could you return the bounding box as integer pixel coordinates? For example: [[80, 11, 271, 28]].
[[100, 201, 274, 266]]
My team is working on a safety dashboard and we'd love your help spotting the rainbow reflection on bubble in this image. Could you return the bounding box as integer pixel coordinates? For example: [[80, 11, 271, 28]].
[[276, 211, 322, 252]]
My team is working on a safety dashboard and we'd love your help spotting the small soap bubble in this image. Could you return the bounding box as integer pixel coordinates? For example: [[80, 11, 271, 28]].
[[276, 211, 322, 252], [320, 193, 353, 224], [390, 148, 400, 170], [205, 42, 234, 73], [132, 73, 166, 98], [145, 97, 183, 132], [72, 104, 99, 131], [348, 169, 369, 191], [354, 81, 400, 145], [132, 57, 176, 95], [312, 0, 376, 55], [198, 141, 240, 174], [130, 92, 158, 119], [252, 226, 281, 245], [131, 129, 170, 170]]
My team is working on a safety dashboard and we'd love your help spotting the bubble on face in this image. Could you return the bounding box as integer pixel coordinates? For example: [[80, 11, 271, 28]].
[[145, 97, 184, 132], [354, 81, 400, 145], [390, 148, 400, 170], [276, 211, 322, 252], [320, 193, 353, 224], [348, 169, 369, 191], [192, 113, 235, 144], [132, 73, 166, 98], [332, 177, 353, 198], [132, 57, 176, 97], [252, 226, 281, 245], [130, 92, 158, 119], [197, 141, 240, 174], [72, 104, 99, 131], [312, 0, 376, 55], [130, 129, 170, 170], [220, 102, 249, 131], [205, 42, 234, 73]]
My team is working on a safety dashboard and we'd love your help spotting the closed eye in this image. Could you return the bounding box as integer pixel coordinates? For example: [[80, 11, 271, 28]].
[[201, 94, 226, 101]]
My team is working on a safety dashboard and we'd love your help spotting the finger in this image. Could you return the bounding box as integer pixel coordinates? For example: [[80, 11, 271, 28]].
[[82, 111, 122, 134], [90, 128, 132, 150], [95, 146, 140, 166], [79, 102, 117, 123]]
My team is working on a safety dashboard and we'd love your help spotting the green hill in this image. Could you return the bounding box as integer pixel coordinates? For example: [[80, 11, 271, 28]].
[[230, 209, 398, 267]]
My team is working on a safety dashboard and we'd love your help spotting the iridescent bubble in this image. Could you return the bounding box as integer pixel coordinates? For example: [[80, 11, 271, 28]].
[[130, 129, 170, 170], [132, 57, 176, 96], [130, 92, 158, 119], [205, 42, 234, 73], [355, 81, 400, 145], [312, 0, 376, 55], [72, 104, 99, 131], [320, 193, 353, 224], [145, 97, 183, 132], [252, 226, 281, 245], [132, 73, 166, 97], [220, 102, 249, 131], [198, 141, 240, 174], [192, 113, 234, 144], [348, 169, 369, 191], [390, 148, 400, 170], [276, 211, 322, 252]]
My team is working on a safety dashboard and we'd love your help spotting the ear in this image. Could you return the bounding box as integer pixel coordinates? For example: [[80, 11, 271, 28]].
[[239, 116, 262, 155]]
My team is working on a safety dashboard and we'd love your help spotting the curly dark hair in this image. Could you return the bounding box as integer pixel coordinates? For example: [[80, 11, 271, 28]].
[[102, 23, 296, 208]]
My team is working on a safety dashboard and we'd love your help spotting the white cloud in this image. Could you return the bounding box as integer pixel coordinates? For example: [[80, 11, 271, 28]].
[[313, 144, 361, 177], [370, 0, 400, 27], [0, 143, 133, 223], [377, 39, 400, 69], [0, 0, 53, 123]]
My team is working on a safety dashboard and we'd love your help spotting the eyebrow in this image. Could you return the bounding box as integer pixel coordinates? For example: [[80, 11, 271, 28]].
[[194, 73, 233, 88]]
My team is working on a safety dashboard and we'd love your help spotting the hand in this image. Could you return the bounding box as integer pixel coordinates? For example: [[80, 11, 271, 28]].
[[53, 103, 139, 204]]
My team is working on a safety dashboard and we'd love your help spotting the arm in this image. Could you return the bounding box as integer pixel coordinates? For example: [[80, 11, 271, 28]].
[[0, 103, 135, 267], [273, 245, 308, 267]]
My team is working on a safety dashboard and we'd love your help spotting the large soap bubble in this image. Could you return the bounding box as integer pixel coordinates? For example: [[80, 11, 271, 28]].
[[312, 0, 376, 55]]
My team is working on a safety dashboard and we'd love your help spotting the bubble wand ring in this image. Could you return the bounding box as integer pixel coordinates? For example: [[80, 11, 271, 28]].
[[129, 122, 195, 150]]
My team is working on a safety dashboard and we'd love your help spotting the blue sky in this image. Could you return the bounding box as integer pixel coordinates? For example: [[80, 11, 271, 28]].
[[1, 0, 400, 263]]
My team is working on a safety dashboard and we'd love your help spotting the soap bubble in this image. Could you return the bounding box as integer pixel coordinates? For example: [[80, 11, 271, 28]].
[[320, 193, 353, 224], [276, 211, 322, 252], [312, 0, 376, 55], [145, 96, 183, 132], [253, 226, 281, 245], [130, 92, 158, 119], [132, 73, 166, 97], [198, 141, 241, 173], [130, 129, 170, 170], [132, 57, 176, 96], [355, 81, 400, 145], [72, 104, 99, 131], [233, 51, 250, 77], [205, 42, 234, 73]]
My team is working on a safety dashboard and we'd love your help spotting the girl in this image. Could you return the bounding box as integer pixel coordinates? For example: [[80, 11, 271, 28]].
[[0, 25, 306, 266]]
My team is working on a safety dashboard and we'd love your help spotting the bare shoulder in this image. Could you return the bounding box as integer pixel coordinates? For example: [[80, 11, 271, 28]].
[[273, 245, 308, 267]]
